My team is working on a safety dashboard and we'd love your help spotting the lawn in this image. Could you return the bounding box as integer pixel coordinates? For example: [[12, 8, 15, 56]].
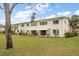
[[0, 34, 79, 56]]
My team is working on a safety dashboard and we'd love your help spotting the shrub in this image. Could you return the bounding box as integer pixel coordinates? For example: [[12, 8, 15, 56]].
[[0, 31, 5, 34], [22, 33, 27, 36], [19, 32, 27, 35], [19, 32, 22, 35], [65, 32, 78, 38]]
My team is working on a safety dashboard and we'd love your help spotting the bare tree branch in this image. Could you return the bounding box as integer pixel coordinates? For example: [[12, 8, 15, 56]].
[[10, 3, 18, 14], [0, 6, 4, 9]]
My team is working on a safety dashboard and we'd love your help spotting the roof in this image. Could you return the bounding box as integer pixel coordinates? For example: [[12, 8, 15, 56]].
[[12, 16, 69, 25]]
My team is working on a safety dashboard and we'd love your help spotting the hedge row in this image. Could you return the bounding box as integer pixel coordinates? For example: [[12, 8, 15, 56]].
[[65, 32, 78, 38]]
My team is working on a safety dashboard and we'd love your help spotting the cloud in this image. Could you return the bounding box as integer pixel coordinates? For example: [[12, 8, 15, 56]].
[[57, 11, 72, 17], [74, 10, 79, 15], [11, 18, 30, 24], [35, 4, 49, 9], [0, 19, 5, 25], [25, 6, 31, 9], [12, 3, 50, 23], [35, 3, 50, 13], [15, 4, 50, 19], [45, 11, 72, 19], [54, 5, 60, 8], [14, 10, 72, 24], [12, 9, 35, 24], [57, 12, 62, 16], [14, 9, 33, 19], [45, 15, 56, 19], [63, 11, 72, 16]]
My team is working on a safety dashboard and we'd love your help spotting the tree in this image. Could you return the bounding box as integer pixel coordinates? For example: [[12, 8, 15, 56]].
[[3, 3, 39, 49], [3, 3, 17, 49], [30, 4, 37, 22], [31, 11, 36, 22], [2, 3, 51, 49], [70, 15, 79, 32]]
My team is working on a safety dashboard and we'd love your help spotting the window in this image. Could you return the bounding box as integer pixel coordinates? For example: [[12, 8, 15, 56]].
[[53, 29, 59, 34], [3, 26, 5, 28], [21, 24, 24, 27], [53, 20, 59, 24], [40, 21, 47, 25], [31, 22, 37, 26], [26, 23, 29, 26], [31, 30, 37, 35], [76, 26, 79, 29], [64, 20, 66, 24], [40, 30, 46, 35], [16, 25, 18, 28]]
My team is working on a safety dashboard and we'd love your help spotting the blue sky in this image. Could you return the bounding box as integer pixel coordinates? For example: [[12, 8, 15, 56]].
[[0, 3, 79, 24]]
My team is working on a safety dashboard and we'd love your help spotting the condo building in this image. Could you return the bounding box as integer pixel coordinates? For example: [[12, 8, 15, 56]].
[[11, 17, 70, 37]]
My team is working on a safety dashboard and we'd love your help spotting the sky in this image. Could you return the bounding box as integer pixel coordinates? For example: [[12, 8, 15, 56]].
[[0, 3, 79, 25]]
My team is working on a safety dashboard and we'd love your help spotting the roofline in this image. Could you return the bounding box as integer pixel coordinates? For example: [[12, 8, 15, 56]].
[[12, 16, 69, 25]]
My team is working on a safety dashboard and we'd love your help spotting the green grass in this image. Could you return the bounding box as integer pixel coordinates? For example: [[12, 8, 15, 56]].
[[0, 34, 79, 56]]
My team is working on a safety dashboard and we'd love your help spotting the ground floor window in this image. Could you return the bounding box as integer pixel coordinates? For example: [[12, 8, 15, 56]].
[[53, 29, 59, 36], [40, 30, 47, 35], [31, 30, 37, 35], [76, 26, 79, 29]]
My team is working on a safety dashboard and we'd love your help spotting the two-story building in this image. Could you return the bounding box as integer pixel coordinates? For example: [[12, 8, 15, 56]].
[[13, 17, 70, 37]]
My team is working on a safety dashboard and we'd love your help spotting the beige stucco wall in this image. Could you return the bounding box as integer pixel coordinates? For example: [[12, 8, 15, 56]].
[[15, 18, 70, 37]]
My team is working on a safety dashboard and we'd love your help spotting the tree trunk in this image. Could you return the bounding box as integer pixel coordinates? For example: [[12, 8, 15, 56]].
[[72, 25, 76, 32], [4, 3, 13, 49]]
